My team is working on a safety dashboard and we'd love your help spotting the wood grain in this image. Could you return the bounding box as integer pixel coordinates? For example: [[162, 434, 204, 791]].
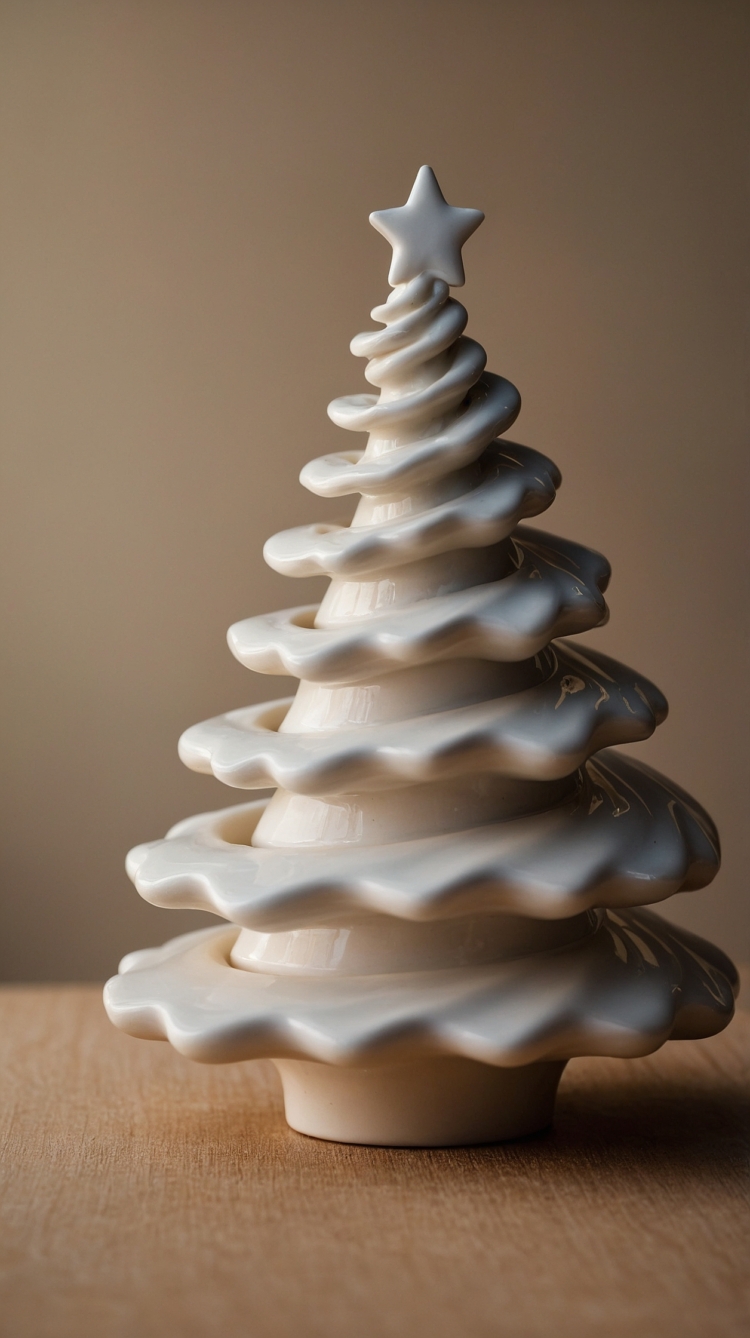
[[0, 986, 747, 1338]]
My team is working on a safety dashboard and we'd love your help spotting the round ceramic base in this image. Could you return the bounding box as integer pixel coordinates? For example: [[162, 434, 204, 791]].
[[273, 1055, 567, 1147]]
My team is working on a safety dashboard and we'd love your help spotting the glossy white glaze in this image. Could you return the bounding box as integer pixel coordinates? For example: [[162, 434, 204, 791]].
[[105, 908, 735, 1067], [105, 167, 737, 1145]]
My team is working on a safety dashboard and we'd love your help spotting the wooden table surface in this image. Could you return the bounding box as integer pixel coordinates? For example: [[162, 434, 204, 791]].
[[0, 985, 747, 1338]]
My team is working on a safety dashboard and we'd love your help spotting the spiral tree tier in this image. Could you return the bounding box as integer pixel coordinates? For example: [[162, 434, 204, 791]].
[[105, 167, 737, 1146]]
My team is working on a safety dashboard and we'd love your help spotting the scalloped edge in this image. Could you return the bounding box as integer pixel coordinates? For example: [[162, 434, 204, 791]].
[[264, 443, 559, 578], [228, 527, 610, 682], [178, 643, 667, 794], [103, 908, 738, 1067], [126, 751, 720, 929], [305, 375, 521, 497]]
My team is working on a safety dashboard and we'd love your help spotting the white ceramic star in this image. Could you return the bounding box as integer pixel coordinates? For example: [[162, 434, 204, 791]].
[[370, 165, 484, 288]]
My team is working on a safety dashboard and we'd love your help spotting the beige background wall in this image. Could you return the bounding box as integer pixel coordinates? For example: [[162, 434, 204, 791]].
[[1, 0, 747, 980]]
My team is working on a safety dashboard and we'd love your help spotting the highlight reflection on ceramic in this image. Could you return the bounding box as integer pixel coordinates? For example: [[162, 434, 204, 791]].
[[105, 166, 737, 1146]]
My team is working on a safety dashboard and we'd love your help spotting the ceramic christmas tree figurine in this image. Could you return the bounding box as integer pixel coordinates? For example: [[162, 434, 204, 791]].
[[105, 167, 737, 1146]]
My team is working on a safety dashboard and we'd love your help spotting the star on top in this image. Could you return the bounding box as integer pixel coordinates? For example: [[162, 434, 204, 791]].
[[369, 165, 484, 288]]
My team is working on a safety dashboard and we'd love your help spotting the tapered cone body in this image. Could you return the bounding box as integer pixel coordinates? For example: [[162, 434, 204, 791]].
[[105, 172, 736, 1145]]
